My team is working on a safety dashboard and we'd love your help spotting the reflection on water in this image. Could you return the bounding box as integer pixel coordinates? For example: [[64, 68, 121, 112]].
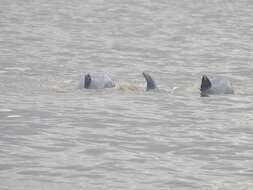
[[0, 0, 253, 189]]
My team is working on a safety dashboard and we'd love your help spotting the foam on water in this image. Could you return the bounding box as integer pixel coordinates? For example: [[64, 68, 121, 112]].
[[7, 115, 21, 118], [0, 109, 12, 112]]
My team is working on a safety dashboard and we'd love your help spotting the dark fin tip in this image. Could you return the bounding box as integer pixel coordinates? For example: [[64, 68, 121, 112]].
[[200, 75, 211, 91], [84, 74, 91, 88]]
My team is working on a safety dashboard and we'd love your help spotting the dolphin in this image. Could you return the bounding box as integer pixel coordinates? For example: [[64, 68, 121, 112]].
[[142, 72, 157, 91], [80, 72, 157, 91], [200, 75, 234, 96], [79, 72, 115, 89]]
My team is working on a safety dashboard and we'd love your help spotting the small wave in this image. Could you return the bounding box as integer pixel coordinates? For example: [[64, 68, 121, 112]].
[[0, 109, 12, 112], [4, 67, 30, 72], [7, 115, 21, 118]]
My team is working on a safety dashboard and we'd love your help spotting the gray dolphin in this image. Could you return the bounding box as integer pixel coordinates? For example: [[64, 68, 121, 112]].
[[143, 72, 157, 91], [200, 75, 234, 96], [79, 72, 115, 89], [80, 72, 157, 91]]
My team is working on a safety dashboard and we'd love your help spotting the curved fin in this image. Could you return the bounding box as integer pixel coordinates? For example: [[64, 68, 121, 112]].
[[200, 75, 211, 91], [84, 74, 92, 88], [143, 72, 156, 91]]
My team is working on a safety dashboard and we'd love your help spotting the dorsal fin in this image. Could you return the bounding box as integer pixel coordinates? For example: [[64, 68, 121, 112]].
[[200, 75, 211, 91], [143, 72, 156, 91], [84, 74, 92, 88]]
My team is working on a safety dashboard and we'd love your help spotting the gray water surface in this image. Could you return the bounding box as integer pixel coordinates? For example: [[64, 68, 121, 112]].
[[1, 0, 253, 189]]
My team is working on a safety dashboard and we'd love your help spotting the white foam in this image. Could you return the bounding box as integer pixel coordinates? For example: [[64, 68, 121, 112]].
[[0, 109, 12, 112], [7, 115, 21, 118]]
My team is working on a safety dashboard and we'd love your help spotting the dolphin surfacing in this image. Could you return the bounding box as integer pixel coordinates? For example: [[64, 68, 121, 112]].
[[200, 75, 234, 96], [79, 72, 115, 89], [143, 72, 157, 91], [79, 72, 157, 91]]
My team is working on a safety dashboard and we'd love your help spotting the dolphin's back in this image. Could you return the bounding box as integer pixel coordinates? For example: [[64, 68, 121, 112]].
[[210, 77, 234, 94], [204, 76, 234, 95]]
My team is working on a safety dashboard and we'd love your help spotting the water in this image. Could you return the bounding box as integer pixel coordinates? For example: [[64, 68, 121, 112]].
[[0, 0, 253, 189]]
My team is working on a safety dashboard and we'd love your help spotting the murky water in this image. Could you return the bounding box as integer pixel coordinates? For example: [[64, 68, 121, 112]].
[[0, 0, 253, 189]]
